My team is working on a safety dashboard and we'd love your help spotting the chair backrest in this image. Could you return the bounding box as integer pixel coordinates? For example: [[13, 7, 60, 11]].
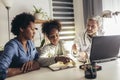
[[0, 50, 3, 56]]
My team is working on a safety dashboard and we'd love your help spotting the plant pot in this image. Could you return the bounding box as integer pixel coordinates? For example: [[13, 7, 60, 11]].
[[34, 13, 43, 20]]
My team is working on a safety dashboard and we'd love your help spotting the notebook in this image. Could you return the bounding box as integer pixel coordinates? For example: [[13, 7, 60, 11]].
[[90, 35, 120, 63], [49, 59, 76, 71]]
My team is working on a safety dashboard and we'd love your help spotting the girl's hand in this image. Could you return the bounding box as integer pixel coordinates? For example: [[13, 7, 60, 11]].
[[55, 56, 70, 64]]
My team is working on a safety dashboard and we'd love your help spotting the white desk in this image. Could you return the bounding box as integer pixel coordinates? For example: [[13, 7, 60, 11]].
[[6, 59, 120, 80]]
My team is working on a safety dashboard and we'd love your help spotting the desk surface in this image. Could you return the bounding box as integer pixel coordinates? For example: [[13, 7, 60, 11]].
[[6, 59, 120, 80]]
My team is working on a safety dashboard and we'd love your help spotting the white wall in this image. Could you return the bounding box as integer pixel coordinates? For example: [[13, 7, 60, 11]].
[[102, 0, 120, 35], [73, 0, 84, 37], [0, 0, 84, 47], [0, 0, 51, 47]]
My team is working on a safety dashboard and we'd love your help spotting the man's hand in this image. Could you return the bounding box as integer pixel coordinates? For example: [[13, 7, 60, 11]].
[[72, 44, 78, 54]]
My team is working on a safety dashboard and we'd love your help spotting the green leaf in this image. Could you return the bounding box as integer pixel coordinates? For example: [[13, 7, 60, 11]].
[[40, 39, 45, 48]]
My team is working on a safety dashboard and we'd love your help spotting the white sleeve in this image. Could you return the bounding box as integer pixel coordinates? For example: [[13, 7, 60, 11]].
[[38, 45, 56, 67], [60, 40, 70, 56]]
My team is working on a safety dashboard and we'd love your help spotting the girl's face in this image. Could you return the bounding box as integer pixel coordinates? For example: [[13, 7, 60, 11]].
[[21, 22, 36, 40], [48, 28, 59, 45]]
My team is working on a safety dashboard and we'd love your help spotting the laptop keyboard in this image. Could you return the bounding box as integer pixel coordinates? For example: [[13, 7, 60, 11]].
[[93, 57, 117, 63]]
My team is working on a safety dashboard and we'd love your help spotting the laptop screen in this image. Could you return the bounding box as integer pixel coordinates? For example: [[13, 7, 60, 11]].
[[90, 35, 120, 63]]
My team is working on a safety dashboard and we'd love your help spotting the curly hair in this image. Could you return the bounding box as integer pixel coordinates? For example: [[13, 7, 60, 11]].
[[42, 19, 62, 36], [11, 12, 35, 36]]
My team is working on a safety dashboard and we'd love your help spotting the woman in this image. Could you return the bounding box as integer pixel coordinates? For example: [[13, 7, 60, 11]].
[[38, 19, 70, 67], [0, 12, 40, 80]]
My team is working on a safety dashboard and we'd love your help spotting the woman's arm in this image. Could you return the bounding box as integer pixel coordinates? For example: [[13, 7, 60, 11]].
[[7, 68, 22, 77], [7, 61, 40, 77]]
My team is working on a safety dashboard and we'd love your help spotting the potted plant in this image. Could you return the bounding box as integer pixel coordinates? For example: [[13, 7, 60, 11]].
[[33, 5, 48, 20]]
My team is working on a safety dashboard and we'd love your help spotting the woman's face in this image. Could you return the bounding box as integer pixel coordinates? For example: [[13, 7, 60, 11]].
[[87, 20, 98, 36], [21, 22, 36, 40], [48, 28, 59, 45]]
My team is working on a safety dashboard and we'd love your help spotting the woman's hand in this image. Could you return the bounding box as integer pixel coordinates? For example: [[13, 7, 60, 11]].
[[55, 56, 70, 64], [21, 61, 40, 73], [21, 61, 34, 73]]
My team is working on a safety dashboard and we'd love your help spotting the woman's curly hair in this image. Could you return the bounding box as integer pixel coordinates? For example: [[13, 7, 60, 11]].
[[11, 12, 35, 36]]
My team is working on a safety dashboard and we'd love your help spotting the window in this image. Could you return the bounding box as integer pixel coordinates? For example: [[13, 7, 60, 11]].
[[52, 0, 75, 42]]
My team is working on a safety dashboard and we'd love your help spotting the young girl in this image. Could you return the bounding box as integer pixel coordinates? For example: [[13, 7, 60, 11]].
[[38, 19, 70, 67]]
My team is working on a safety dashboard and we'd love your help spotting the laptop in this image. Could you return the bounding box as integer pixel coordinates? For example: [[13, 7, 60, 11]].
[[90, 35, 120, 63]]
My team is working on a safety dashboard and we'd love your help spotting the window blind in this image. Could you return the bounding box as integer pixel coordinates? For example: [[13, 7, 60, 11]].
[[52, 0, 75, 41]]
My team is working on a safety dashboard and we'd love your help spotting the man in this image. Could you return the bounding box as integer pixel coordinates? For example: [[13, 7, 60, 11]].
[[72, 16, 104, 62]]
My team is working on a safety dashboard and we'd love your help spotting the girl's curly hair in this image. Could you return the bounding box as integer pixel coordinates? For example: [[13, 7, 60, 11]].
[[42, 19, 61, 36]]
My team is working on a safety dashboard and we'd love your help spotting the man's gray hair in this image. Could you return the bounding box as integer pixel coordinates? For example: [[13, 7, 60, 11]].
[[87, 16, 104, 35], [87, 16, 102, 27]]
